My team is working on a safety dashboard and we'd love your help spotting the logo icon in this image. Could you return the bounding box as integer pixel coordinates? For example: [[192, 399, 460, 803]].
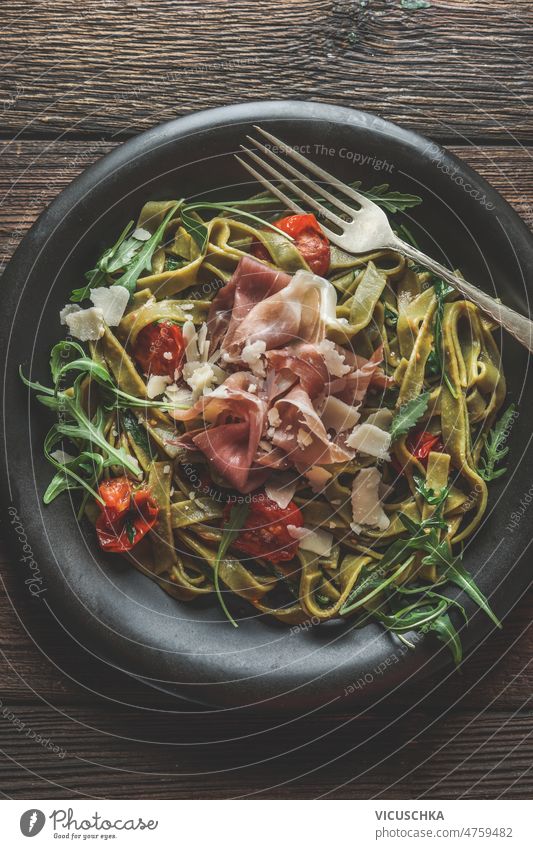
[[20, 810, 46, 837]]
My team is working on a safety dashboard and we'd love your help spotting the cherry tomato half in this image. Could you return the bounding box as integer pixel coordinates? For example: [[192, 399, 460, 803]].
[[223, 491, 304, 564], [252, 213, 330, 276], [406, 430, 444, 462], [133, 321, 185, 378], [96, 475, 159, 553], [392, 429, 444, 474]]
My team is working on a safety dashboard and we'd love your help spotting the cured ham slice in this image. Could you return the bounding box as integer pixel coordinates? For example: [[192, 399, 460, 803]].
[[208, 255, 290, 350], [266, 343, 329, 399], [215, 264, 338, 359], [171, 372, 268, 492], [271, 385, 353, 469], [329, 346, 387, 404]]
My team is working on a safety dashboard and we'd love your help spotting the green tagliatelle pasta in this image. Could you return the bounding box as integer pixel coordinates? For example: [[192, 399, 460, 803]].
[[22, 184, 513, 663]]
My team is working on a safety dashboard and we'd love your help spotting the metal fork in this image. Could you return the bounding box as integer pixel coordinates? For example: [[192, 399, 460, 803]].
[[236, 126, 533, 353]]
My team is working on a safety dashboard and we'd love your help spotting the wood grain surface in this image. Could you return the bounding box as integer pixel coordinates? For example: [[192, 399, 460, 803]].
[[2, 1, 533, 141], [1, 0, 532, 800]]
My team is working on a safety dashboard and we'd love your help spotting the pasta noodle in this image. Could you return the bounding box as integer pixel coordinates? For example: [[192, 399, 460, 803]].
[[23, 187, 512, 661]]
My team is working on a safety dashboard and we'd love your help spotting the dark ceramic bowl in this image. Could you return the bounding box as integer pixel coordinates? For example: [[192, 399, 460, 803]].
[[1, 101, 532, 711]]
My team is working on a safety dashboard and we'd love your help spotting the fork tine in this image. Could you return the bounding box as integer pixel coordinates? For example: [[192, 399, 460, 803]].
[[234, 155, 305, 217], [240, 145, 347, 229], [253, 125, 372, 209], [246, 134, 358, 219]]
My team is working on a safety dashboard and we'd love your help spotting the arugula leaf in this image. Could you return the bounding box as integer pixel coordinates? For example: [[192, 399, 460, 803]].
[[43, 447, 104, 505], [114, 201, 182, 294], [384, 305, 398, 328], [390, 391, 430, 442], [213, 500, 251, 627], [121, 409, 151, 455], [373, 597, 449, 632], [124, 516, 137, 545], [343, 506, 496, 662], [356, 183, 423, 214], [164, 256, 187, 272], [104, 231, 146, 274], [340, 556, 414, 615], [426, 277, 458, 398], [477, 405, 516, 482], [436, 558, 502, 628], [413, 474, 450, 510], [181, 207, 209, 254], [20, 350, 173, 507], [70, 220, 135, 302], [49, 344, 170, 410], [50, 340, 85, 383], [397, 513, 501, 628], [424, 613, 462, 665]]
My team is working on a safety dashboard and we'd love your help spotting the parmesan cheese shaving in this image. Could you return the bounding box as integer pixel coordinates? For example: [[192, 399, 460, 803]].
[[65, 307, 105, 341], [146, 374, 172, 399], [90, 285, 129, 326], [318, 339, 351, 377], [304, 466, 333, 492], [265, 474, 298, 510], [351, 467, 390, 531], [241, 340, 266, 376], [345, 422, 391, 461], [287, 524, 333, 557], [321, 395, 360, 433], [59, 304, 81, 325]]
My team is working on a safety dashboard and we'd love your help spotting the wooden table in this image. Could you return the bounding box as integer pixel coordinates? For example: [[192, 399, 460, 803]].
[[1, 0, 532, 799]]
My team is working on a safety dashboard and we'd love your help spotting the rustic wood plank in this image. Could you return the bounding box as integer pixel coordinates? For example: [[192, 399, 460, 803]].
[[0, 702, 531, 798], [1, 141, 533, 272], [1, 1, 533, 141]]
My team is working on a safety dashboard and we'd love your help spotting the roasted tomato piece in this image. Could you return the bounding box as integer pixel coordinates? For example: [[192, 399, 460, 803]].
[[392, 429, 444, 474], [251, 213, 330, 276], [274, 213, 330, 276], [97, 475, 132, 514], [406, 430, 444, 461], [133, 320, 185, 378], [96, 475, 159, 553], [223, 491, 304, 564]]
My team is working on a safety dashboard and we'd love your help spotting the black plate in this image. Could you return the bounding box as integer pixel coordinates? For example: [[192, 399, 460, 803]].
[[1, 101, 532, 711]]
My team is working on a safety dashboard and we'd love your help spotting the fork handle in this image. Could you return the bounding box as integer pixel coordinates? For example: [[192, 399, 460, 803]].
[[393, 238, 533, 354]]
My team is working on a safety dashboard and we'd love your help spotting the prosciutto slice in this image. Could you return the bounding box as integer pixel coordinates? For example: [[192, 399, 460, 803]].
[[208, 255, 290, 351], [271, 385, 353, 469], [266, 343, 330, 399], [215, 263, 338, 359], [171, 372, 268, 492], [329, 346, 388, 404]]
